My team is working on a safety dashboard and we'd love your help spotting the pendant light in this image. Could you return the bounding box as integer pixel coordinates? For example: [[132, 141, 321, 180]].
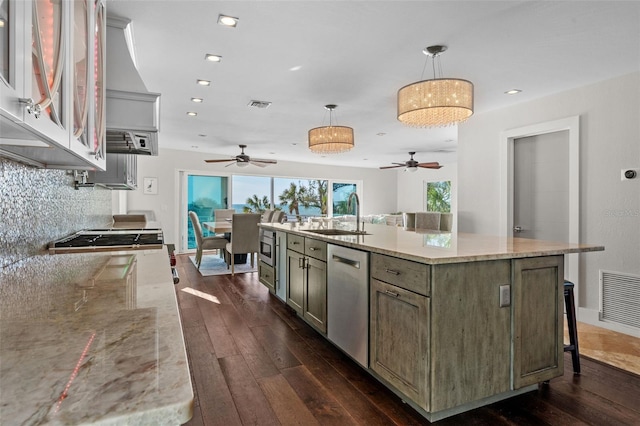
[[308, 104, 354, 154], [397, 45, 474, 127]]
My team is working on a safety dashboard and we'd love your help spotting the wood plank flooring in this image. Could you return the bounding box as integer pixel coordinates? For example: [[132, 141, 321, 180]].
[[174, 254, 640, 425]]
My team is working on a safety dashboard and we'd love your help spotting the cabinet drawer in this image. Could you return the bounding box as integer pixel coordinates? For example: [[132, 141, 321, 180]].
[[304, 238, 327, 262], [258, 261, 275, 291], [371, 253, 430, 296], [287, 234, 305, 252]]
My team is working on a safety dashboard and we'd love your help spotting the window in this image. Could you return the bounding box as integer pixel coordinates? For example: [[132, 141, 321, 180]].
[[232, 175, 272, 213], [274, 178, 327, 222], [185, 174, 228, 249], [425, 180, 451, 212], [332, 182, 357, 216]]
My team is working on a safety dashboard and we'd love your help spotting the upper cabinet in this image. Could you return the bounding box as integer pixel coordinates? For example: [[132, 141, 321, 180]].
[[0, 0, 106, 171]]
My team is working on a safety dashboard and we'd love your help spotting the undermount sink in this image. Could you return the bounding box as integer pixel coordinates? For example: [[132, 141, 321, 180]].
[[305, 228, 370, 236]]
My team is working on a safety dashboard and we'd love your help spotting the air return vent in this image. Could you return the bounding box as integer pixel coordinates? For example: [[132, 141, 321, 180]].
[[247, 100, 272, 109], [600, 270, 640, 329]]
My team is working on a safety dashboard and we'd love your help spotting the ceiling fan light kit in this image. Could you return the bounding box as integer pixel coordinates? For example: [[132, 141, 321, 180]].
[[380, 152, 443, 171], [204, 144, 277, 167], [308, 104, 355, 154], [397, 45, 474, 128]]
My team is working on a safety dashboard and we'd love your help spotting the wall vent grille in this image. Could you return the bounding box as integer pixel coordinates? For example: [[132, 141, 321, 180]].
[[599, 270, 640, 329], [247, 100, 272, 109]]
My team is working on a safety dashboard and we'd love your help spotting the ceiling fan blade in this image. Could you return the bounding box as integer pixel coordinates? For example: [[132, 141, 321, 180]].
[[379, 165, 404, 169], [418, 162, 443, 169], [251, 158, 278, 164], [205, 158, 235, 163], [249, 160, 268, 168], [224, 161, 237, 167]]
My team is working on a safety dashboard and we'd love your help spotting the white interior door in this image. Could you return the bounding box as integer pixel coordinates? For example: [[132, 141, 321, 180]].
[[513, 131, 570, 241]]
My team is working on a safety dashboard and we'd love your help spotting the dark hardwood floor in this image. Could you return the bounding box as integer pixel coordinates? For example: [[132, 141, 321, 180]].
[[174, 254, 640, 425]]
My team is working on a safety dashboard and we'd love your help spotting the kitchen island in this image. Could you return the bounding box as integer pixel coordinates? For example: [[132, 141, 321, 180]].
[[260, 222, 604, 421], [0, 248, 193, 425]]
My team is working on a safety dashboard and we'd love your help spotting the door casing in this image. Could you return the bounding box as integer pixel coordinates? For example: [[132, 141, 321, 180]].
[[499, 116, 580, 300]]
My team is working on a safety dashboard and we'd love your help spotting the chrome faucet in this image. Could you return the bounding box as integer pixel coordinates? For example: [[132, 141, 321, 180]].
[[347, 192, 361, 233]]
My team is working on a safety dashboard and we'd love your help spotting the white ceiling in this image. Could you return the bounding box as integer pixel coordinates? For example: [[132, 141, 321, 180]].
[[106, 0, 640, 169]]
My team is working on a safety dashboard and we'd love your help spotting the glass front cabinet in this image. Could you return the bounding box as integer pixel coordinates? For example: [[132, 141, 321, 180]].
[[0, 0, 106, 170]]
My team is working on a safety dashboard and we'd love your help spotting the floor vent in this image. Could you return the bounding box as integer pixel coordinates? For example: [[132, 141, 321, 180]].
[[600, 270, 640, 329]]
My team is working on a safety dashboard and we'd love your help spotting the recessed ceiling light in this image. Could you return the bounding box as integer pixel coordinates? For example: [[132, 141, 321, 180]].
[[198, 134, 207, 138], [218, 14, 239, 27], [191, 97, 203, 103], [289, 65, 302, 71], [186, 112, 197, 116], [376, 132, 386, 136], [291, 143, 298, 146], [197, 79, 211, 86], [191, 145, 199, 149], [205, 54, 222, 62], [505, 89, 522, 95], [0, 19, 5, 28]]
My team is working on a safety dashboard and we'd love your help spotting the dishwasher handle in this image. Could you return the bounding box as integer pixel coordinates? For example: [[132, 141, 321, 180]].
[[331, 254, 360, 269]]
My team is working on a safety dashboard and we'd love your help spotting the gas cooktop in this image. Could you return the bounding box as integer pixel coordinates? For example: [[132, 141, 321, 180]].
[[49, 228, 164, 253]]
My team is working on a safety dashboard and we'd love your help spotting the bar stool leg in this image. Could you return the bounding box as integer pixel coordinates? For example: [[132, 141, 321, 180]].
[[564, 280, 580, 374]]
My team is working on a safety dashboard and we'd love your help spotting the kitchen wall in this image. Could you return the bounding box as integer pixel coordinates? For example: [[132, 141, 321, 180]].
[[125, 148, 399, 248], [0, 158, 113, 268], [456, 71, 640, 335]]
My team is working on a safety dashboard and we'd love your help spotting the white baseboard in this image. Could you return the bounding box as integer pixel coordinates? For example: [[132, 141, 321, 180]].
[[578, 307, 640, 338]]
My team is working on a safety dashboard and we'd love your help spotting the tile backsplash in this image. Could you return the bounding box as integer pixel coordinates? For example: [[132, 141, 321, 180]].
[[0, 158, 112, 268]]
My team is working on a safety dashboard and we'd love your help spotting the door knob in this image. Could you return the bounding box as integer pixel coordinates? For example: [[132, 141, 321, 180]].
[[513, 226, 523, 233]]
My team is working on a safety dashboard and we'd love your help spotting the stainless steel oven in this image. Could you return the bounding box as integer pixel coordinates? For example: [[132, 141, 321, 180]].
[[259, 229, 275, 267]]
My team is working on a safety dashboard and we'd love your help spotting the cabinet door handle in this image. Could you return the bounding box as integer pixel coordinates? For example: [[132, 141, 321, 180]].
[[385, 289, 400, 298], [298, 257, 304, 268], [385, 269, 400, 275]]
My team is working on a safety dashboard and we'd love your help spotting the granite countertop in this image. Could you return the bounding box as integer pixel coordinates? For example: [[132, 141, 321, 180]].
[[0, 248, 193, 425], [260, 222, 604, 264]]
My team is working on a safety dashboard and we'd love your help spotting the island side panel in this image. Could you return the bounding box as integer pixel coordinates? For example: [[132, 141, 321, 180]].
[[430, 260, 512, 412], [512, 255, 564, 388]]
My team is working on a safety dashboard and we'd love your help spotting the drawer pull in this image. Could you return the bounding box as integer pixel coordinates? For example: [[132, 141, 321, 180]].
[[385, 269, 400, 275], [385, 290, 400, 298], [292, 241, 300, 245], [309, 247, 317, 251]]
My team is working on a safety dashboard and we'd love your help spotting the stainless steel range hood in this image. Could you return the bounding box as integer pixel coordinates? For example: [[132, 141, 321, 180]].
[[106, 17, 160, 156]]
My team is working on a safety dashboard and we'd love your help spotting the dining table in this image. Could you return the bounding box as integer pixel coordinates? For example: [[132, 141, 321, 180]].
[[202, 221, 232, 235]]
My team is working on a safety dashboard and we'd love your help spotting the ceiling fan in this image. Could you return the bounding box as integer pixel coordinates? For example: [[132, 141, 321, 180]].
[[379, 152, 443, 172], [204, 144, 278, 168]]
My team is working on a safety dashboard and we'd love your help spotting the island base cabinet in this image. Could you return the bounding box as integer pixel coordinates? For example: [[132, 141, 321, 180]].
[[430, 260, 512, 411], [303, 257, 327, 334], [286, 249, 305, 314], [370, 278, 430, 410], [512, 256, 564, 388]]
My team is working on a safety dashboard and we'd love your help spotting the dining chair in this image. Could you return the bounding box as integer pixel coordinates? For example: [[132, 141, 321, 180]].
[[271, 210, 286, 223], [261, 209, 275, 222], [189, 211, 228, 270], [415, 212, 441, 230], [225, 213, 261, 275]]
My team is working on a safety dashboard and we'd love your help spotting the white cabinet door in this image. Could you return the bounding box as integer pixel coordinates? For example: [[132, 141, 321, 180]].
[[0, 0, 28, 123]]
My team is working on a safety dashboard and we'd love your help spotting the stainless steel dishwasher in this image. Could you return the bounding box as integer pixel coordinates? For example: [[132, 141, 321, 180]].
[[327, 244, 370, 368]]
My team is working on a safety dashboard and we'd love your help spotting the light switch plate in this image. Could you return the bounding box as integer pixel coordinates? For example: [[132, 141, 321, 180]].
[[499, 285, 511, 307]]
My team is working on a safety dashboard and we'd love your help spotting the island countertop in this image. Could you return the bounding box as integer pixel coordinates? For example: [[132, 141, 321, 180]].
[[0, 248, 193, 425], [260, 222, 604, 264]]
